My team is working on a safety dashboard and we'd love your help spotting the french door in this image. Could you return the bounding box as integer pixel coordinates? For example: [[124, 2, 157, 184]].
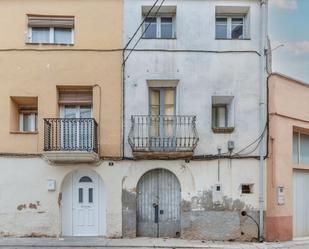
[[60, 105, 92, 150], [149, 88, 176, 150]]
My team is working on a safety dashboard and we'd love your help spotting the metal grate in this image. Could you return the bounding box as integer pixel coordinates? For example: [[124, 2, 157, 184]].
[[44, 118, 98, 153], [128, 115, 199, 152]]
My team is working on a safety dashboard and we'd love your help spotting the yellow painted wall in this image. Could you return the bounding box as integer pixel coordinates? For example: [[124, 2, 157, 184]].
[[0, 0, 123, 157]]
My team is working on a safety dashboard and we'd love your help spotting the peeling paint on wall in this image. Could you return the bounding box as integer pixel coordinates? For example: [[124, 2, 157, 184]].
[[181, 190, 259, 241]]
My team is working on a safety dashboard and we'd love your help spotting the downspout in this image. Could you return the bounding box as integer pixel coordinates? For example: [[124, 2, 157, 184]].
[[259, 0, 268, 242]]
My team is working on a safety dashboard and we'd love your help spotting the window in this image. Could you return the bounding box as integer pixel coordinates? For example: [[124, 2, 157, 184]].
[[19, 111, 37, 132], [89, 188, 93, 203], [212, 105, 227, 128], [79, 176, 93, 183], [211, 96, 234, 133], [241, 184, 254, 194], [27, 16, 74, 44], [216, 16, 245, 39], [78, 188, 83, 203], [10, 97, 38, 133], [293, 132, 309, 164], [143, 16, 175, 39]]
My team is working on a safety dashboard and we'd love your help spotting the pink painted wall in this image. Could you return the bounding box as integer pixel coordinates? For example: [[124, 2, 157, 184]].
[[266, 73, 309, 241]]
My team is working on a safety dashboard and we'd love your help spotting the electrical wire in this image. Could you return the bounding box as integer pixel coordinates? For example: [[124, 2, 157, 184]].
[[123, 0, 160, 51], [232, 124, 267, 156], [123, 0, 166, 64]]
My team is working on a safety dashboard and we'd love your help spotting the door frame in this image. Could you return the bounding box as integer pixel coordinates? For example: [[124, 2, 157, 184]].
[[61, 169, 106, 237], [72, 170, 99, 236], [59, 105, 93, 149], [148, 87, 177, 150]]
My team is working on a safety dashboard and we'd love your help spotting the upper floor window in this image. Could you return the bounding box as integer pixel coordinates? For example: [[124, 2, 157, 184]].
[[215, 6, 249, 40], [212, 96, 235, 133], [142, 6, 176, 39], [293, 131, 309, 164], [10, 96, 38, 133], [216, 17, 244, 39], [19, 109, 38, 132], [27, 15, 74, 44]]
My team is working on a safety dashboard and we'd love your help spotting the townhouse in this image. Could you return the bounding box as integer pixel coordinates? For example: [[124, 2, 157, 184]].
[[122, 0, 268, 241], [0, 0, 123, 237], [0, 0, 269, 241], [266, 73, 309, 241]]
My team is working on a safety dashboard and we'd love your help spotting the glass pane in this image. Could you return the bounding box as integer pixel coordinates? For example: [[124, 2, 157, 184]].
[[80, 106, 92, 118], [150, 89, 160, 116], [89, 188, 93, 203], [212, 107, 217, 127], [150, 89, 160, 105], [23, 114, 31, 131], [144, 17, 157, 38], [300, 133, 309, 164], [34, 114, 38, 131], [78, 188, 83, 203], [32, 27, 50, 43], [54, 28, 72, 44], [293, 132, 299, 164], [161, 17, 173, 38], [64, 106, 77, 118], [232, 18, 244, 39], [164, 89, 175, 137], [216, 18, 227, 39], [217, 106, 227, 127], [79, 176, 92, 183], [164, 89, 175, 106]]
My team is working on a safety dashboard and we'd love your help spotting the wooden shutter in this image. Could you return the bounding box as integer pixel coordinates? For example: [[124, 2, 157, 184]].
[[28, 16, 74, 28], [58, 90, 93, 105]]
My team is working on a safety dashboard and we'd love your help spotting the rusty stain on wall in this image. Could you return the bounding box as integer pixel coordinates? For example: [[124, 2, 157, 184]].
[[17, 201, 42, 211]]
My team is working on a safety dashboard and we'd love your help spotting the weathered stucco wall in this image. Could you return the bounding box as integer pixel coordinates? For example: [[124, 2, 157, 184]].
[[266, 74, 309, 241], [122, 159, 260, 241], [0, 0, 123, 157], [123, 0, 262, 157], [0, 157, 259, 240]]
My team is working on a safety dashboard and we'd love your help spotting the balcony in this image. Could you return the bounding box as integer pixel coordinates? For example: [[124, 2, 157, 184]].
[[43, 118, 99, 164], [128, 115, 199, 159]]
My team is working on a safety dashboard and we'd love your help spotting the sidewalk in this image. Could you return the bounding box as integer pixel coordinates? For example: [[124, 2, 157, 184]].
[[1, 237, 309, 249]]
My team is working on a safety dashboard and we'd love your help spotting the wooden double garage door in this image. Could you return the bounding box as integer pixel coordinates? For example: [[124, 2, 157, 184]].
[[294, 170, 309, 237], [137, 169, 181, 238]]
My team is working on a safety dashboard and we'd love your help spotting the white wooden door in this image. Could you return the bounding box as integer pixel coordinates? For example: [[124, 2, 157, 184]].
[[293, 170, 309, 238], [73, 171, 99, 236]]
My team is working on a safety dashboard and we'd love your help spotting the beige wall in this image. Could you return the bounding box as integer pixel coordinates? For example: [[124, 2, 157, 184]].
[[0, 0, 123, 157], [266, 73, 309, 241]]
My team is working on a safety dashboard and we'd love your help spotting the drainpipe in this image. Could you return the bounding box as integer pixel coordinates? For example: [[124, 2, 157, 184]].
[[259, 0, 268, 242]]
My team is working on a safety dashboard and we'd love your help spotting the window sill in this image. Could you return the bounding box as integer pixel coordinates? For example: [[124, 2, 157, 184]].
[[212, 127, 234, 134], [10, 131, 38, 135], [215, 38, 251, 41], [25, 42, 74, 46], [141, 37, 177, 40]]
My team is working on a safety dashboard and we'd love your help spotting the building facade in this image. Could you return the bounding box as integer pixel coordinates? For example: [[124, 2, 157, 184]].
[[123, 0, 268, 241], [0, 0, 123, 237], [0, 0, 269, 241], [266, 73, 309, 241]]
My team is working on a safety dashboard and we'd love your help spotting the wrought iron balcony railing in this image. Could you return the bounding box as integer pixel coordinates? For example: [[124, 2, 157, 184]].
[[128, 115, 199, 153], [44, 118, 98, 153]]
